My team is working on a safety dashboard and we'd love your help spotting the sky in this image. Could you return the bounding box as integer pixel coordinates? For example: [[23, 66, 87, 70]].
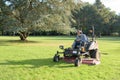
[[81, 0, 120, 14]]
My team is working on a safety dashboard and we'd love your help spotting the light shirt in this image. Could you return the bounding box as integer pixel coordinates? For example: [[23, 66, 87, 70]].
[[76, 34, 88, 42]]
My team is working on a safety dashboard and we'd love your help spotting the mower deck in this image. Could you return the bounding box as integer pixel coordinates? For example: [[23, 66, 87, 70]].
[[63, 57, 100, 65], [81, 58, 100, 65]]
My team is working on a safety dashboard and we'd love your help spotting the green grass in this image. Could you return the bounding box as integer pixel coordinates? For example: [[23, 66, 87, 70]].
[[0, 36, 120, 80]]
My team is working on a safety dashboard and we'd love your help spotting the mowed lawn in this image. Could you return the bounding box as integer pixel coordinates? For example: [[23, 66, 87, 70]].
[[0, 36, 120, 80]]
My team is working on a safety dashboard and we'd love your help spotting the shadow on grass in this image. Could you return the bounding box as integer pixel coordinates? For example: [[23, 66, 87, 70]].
[[0, 58, 72, 68], [0, 40, 41, 46], [6, 40, 40, 43], [98, 37, 120, 41], [0, 58, 104, 68], [47, 38, 74, 41], [101, 52, 109, 55]]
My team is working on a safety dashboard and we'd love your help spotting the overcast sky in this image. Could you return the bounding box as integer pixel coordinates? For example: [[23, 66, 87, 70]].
[[81, 0, 120, 14]]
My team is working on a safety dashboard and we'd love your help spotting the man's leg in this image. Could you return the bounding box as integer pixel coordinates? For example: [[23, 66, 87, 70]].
[[72, 41, 76, 49]]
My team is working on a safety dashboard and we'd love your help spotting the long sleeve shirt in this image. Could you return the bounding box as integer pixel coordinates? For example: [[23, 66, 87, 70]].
[[76, 34, 88, 42]]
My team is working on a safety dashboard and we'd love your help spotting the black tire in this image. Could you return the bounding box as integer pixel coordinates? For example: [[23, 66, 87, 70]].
[[74, 58, 81, 67], [89, 49, 100, 60], [53, 54, 60, 62], [96, 51, 100, 61], [89, 50, 96, 58]]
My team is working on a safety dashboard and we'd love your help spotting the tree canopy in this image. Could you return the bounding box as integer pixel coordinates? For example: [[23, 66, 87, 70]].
[[71, 0, 119, 36], [0, 0, 120, 40]]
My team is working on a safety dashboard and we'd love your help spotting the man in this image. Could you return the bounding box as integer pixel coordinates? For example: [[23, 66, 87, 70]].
[[72, 30, 88, 49]]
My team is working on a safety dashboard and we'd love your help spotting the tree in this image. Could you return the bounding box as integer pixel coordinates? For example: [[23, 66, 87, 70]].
[[1, 0, 81, 38], [0, 0, 9, 35], [71, 0, 116, 35], [71, 3, 103, 33], [33, 0, 80, 35], [112, 15, 120, 36], [1, 0, 40, 40], [93, 0, 115, 35], [1, 0, 53, 40]]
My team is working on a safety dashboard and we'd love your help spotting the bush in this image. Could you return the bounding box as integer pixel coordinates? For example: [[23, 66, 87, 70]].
[[111, 32, 119, 36], [0, 31, 2, 35]]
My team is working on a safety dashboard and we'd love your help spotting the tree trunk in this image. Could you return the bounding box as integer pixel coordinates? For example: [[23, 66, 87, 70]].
[[19, 31, 29, 41]]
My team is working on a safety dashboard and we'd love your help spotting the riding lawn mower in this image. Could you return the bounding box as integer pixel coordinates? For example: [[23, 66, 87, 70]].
[[53, 26, 100, 67]]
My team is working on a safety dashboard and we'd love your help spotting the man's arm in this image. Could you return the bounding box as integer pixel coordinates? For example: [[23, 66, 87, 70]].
[[81, 34, 88, 42]]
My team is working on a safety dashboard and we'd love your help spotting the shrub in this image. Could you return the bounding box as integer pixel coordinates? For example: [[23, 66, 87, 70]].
[[111, 32, 119, 36]]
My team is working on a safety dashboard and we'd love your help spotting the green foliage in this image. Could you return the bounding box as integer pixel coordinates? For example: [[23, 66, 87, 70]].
[[0, 0, 80, 38], [72, 3, 103, 33], [112, 15, 120, 35], [0, 0, 120, 37], [33, 0, 77, 34], [111, 32, 119, 36], [71, 0, 118, 35]]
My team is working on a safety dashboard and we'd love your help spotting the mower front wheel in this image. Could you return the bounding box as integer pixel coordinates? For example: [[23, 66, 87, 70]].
[[74, 58, 81, 67], [53, 54, 60, 62]]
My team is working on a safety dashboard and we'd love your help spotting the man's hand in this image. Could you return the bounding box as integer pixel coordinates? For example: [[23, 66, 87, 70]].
[[75, 39, 80, 41]]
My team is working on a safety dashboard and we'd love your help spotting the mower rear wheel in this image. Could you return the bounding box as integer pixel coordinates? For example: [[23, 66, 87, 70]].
[[89, 49, 100, 60], [74, 58, 81, 67], [96, 51, 100, 61], [53, 54, 60, 62]]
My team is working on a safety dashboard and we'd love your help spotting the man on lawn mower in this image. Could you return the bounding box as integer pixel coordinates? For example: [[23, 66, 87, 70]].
[[72, 30, 88, 49]]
